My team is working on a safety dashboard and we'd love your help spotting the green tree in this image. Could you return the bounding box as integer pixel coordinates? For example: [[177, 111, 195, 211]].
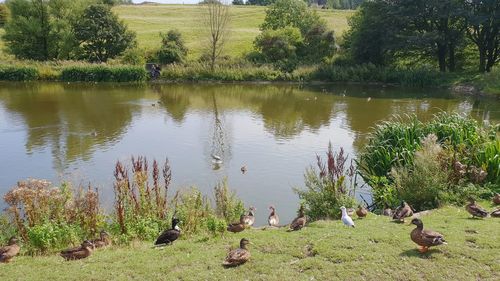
[[254, 27, 303, 71], [73, 4, 136, 62], [0, 4, 9, 27], [157, 30, 188, 64], [464, 0, 499, 72]]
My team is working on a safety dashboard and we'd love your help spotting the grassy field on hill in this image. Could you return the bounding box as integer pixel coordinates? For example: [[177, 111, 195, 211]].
[[114, 4, 353, 59], [1, 204, 499, 280]]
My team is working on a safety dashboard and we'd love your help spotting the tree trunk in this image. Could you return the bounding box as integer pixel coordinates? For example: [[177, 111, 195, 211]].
[[478, 47, 486, 73], [437, 43, 447, 72], [448, 43, 456, 72]]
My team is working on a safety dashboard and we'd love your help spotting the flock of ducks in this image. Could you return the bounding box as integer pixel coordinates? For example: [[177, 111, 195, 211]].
[[1, 194, 499, 266]]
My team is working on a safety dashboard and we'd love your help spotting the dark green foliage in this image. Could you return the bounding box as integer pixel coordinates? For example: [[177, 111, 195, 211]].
[[161, 63, 282, 81], [157, 30, 188, 65], [257, 0, 336, 65], [314, 63, 445, 87], [327, 0, 365, 9], [73, 4, 136, 62], [246, 0, 273, 5], [0, 3, 8, 27], [60, 65, 147, 82], [232, 0, 245, 5], [254, 27, 303, 72], [2, 0, 81, 61], [0, 66, 38, 81]]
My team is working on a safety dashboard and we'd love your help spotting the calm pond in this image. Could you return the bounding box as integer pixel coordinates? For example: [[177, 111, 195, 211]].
[[0, 82, 498, 225]]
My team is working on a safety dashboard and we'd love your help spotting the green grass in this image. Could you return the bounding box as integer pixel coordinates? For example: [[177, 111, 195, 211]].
[[1, 204, 499, 280], [113, 4, 353, 60]]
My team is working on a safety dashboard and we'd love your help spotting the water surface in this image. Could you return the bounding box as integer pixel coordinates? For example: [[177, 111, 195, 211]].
[[0, 82, 498, 225]]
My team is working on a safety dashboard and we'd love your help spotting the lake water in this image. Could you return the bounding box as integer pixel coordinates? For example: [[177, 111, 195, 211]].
[[0, 82, 498, 225]]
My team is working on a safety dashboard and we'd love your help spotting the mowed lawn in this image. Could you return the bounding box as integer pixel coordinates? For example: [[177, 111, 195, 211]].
[[1, 204, 499, 280], [114, 4, 353, 59]]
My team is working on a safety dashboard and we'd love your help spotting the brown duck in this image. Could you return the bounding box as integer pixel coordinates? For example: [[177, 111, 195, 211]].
[[268, 205, 279, 227], [410, 218, 447, 253], [382, 204, 393, 217], [92, 230, 111, 248], [393, 201, 413, 222], [227, 215, 246, 233], [222, 238, 251, 267], [356, 205, 368, 218], [289, 205, 306, 231], [490, 209, 500, 217], [242, 206, 256, 227], [60, 240, 93, 261], [0, 237, 20, 263], [493, 193, 500, 205], [465, 198, 488, 218]]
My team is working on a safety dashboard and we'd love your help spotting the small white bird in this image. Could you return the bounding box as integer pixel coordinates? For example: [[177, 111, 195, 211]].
[[340, 206, 355, 228], [211, 154, 222, 164]]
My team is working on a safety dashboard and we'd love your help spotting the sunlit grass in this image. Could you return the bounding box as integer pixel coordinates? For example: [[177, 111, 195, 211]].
[[1, 203, 498, 280], [113, 4, 353, 60]]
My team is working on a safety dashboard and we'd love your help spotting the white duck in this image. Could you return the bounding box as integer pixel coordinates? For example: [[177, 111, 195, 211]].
[[211, 154, 223, 164], [340, 206, 355, 228]]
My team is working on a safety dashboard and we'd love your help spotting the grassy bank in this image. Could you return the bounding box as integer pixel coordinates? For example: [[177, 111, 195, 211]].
[[113, 4, 353, 59], [1, 204, 499, 280]]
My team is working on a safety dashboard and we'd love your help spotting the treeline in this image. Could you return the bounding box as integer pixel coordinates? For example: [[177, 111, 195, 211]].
[[232, 0, 366, 9], [1, 0, 135, 63], [343, 0, 499, 73]]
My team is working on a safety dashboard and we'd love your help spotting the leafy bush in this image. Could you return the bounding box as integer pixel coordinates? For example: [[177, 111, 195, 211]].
[[3, 179, 102, 252], [60, 65, 147, 82], [213, 178, 245, 224], [294, 144, 357, 220], [369, 176, 399, 210], [171, 187, 212, 236], [0, 65, 38, 81], [254, 27, 303, 72], [157, 30, 188, 65], [205, 215, 227, 237], [0, 3, 8, 27], [119, 47, 146, 66], [358, 113, 494, 183]]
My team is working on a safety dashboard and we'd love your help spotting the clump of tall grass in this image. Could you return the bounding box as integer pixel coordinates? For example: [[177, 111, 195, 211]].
[[60, 65, 148, 82], [213, 178, 245, 224], [313, 63, 446, 87], [160, 63, 283, 81], [294, 143, 357, 220], [0, 65, 38, 81], [3, 179, 102, 253]]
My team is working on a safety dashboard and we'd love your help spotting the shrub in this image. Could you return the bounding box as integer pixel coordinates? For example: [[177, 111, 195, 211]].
[[0, 3, 8, 27], [369, 176, 399, 210], [60, 65, 147, 82], [3, 179, 102, 252], [254, 27, 303, 72], [0, 65, 38, 81], [119, 47, 146, 66], [213, 178, 245, 224], [160, 63, 282, 81], [157, 30, 188, 65], [171, 187, 212, 236], [294, 143, 357, 220], [112, 157, 171, 240]]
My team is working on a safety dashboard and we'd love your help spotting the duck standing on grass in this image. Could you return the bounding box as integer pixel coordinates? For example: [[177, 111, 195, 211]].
[[493, 193, 500, 205], [227, 215, 246, 233], [92, 230, 111, 248], [223, 238, 251, 267], [490, 209, 500, 217], [393, 201, 413, 222], [289, 205, 307, 231], [155, 218, 181, 246], [60, 240, 94, 261], [410, 218, 447, 253], [356, 205, 368, 218], [268, 205, 279, 227], [340, 206, 355, 227], [0, 237, 20, 263], [242, 206, 256, 227], [465, 198, 488, 218], [383, 204, 393, 217]]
